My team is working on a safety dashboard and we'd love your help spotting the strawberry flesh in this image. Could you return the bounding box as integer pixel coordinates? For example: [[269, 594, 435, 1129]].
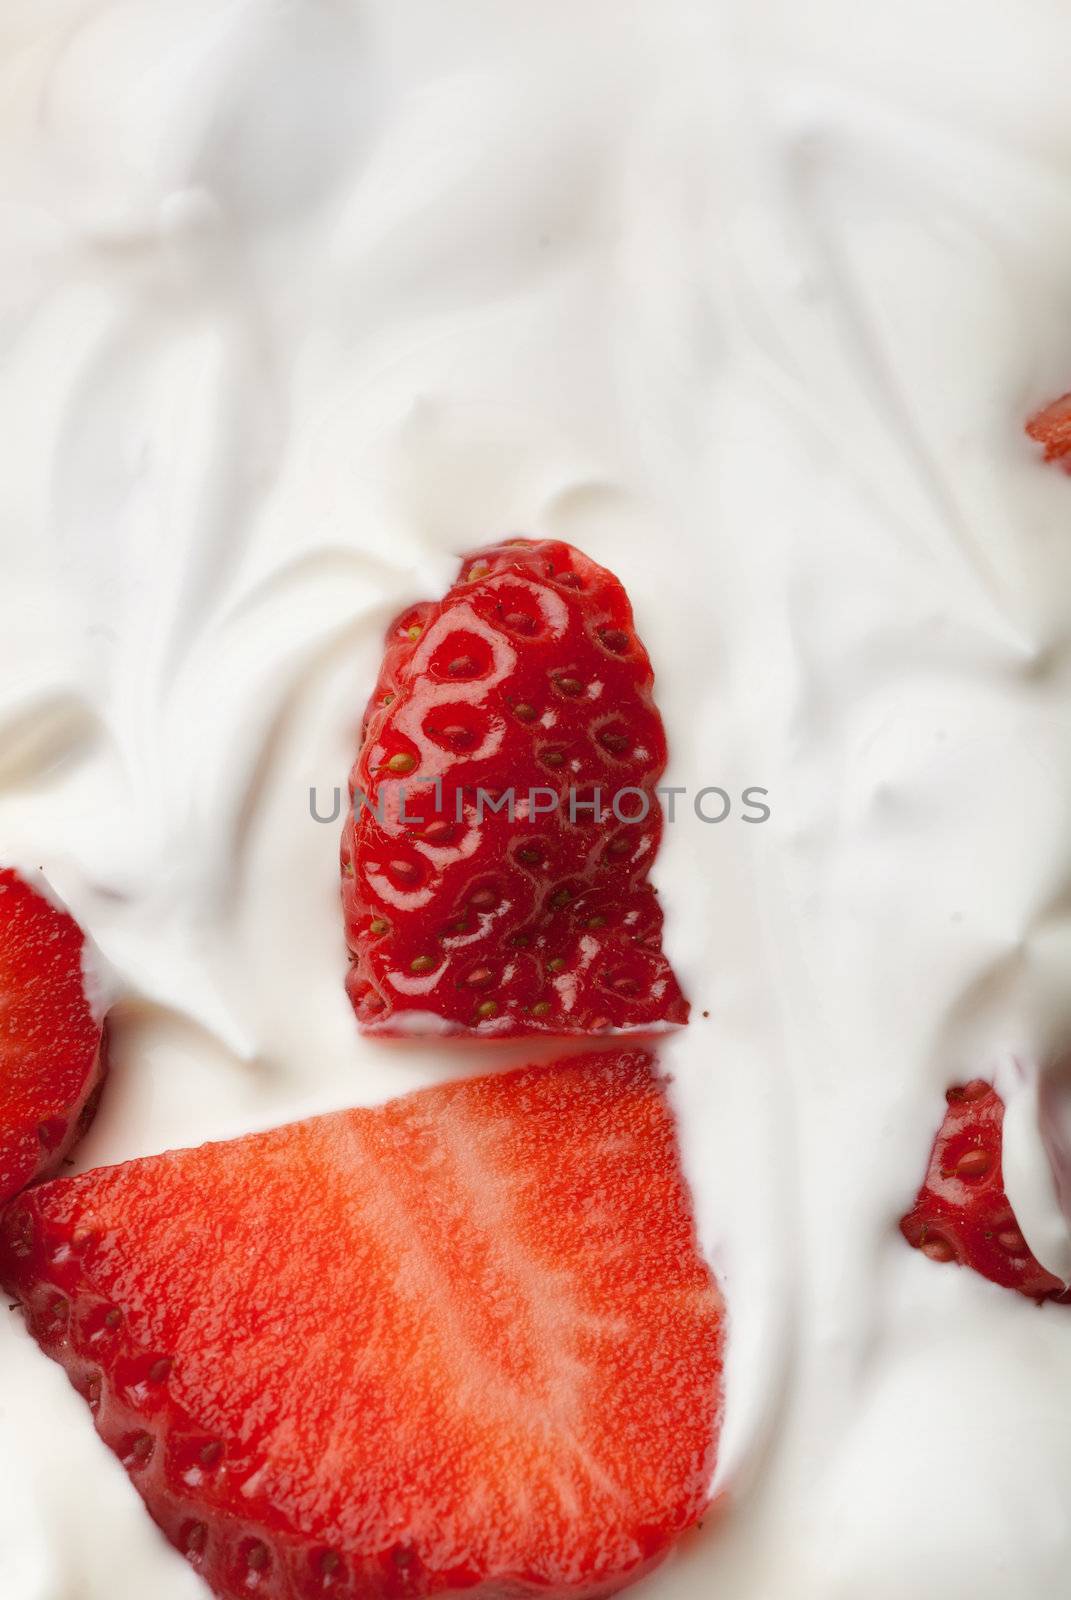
[[0, 1049, 724, 1600], [342, 539, 688, 1037], [0, 867, 106, 1205], [1026, 391, 1071, 464], [900, 1079, 1070, 1303]]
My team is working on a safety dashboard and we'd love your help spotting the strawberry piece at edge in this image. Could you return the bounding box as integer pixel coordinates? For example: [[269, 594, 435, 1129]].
[[0, 867, 107, 1205], [0, 1047, 725, 1600], [900, 1078, 1069, 1304]]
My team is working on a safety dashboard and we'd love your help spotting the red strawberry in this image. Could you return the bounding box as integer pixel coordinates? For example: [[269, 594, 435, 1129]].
[[341, 539, 688, 1037], [359, 600, 436, 744], [900, 1079, 1070, 1303], [0, 1049, 724, 1600], [0, 867, 107, 1205], [1026, 391, 1071, 464]]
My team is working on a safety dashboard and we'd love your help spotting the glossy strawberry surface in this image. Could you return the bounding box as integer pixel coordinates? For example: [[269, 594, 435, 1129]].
[[341, 539, 688, 1037], [0, 867, 106, 1205], [900, 1079, 1070, 1303], [0, 1049, 724, 1600]]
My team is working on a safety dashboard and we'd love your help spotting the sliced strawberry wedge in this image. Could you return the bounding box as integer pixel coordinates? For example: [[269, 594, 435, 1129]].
[[0, 867, 106, 1205], [0, 1049, 725, 1600], [342, 538, 688, 1037], [900, 1079, 1070, 1303], [1026, 390, 1071, 464]]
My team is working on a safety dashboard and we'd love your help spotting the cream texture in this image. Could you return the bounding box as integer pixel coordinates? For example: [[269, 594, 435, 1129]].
[[2, 2, 1071, 1598]]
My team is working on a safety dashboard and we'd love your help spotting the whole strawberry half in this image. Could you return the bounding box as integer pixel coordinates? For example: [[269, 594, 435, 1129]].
[[0, 1049, 724, 1600], [0, 867, 107, 1205], [341, 538, 688, 1037], [1026, 391, 1071, 464], [900, 1079, 1070, 1303]]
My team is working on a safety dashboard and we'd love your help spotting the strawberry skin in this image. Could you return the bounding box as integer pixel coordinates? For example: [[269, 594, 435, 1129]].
[[0, 867, 106, 1205], [900, 1079, 1070, 1303], [1026, 391, 1071, 464], [341, 539, 688, 1037], [0, 1049, 724, 1600]]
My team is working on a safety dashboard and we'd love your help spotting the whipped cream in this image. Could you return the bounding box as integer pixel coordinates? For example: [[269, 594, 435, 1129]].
[[998, 1059, 1071, 1281], [2, 2, 1071, 1597]]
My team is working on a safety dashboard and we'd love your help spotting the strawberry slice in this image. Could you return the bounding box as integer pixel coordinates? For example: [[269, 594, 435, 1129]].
[[1026, 391, 1071, 464], [341, 539, 688, 1037], [0, 867, 107, 1205], [900, 1079, 1070, 1303], [0, 1049, 724, 1600]]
